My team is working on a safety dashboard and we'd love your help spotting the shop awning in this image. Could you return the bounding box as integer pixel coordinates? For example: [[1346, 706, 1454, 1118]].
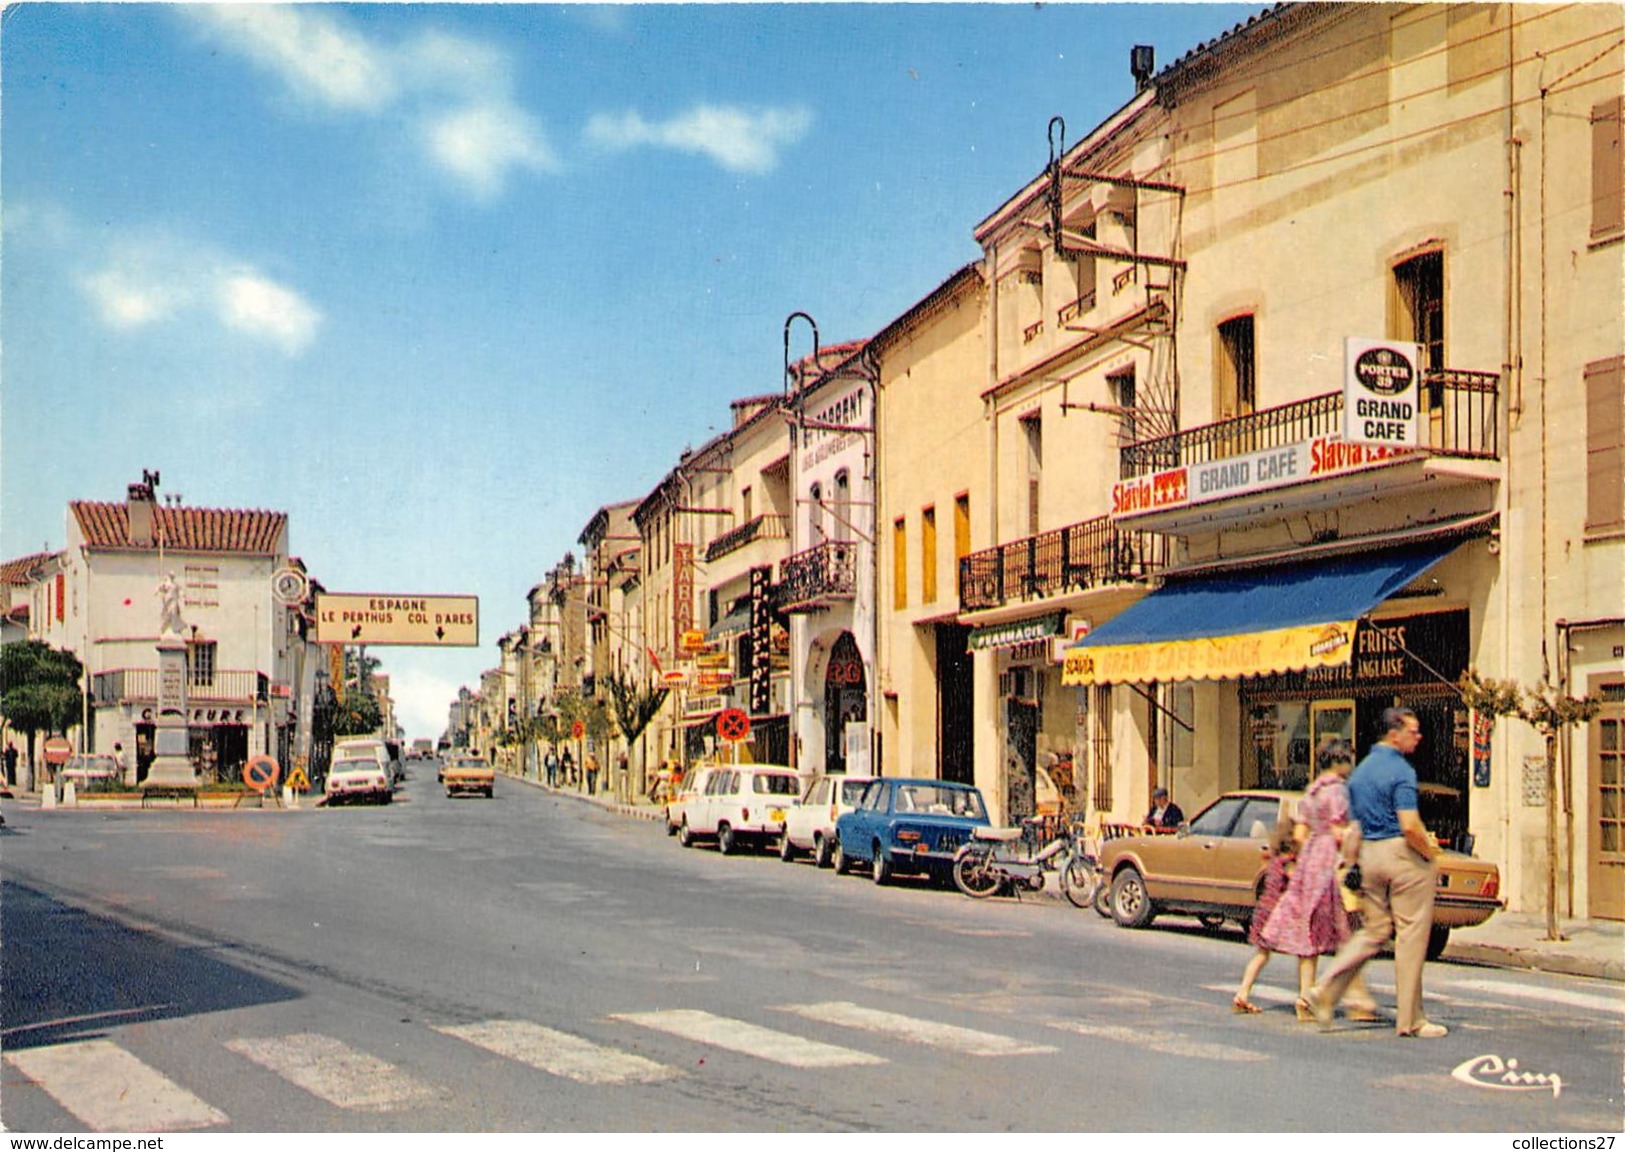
[[1060, 541, 1457, 686], [707, 606, 752, 643]]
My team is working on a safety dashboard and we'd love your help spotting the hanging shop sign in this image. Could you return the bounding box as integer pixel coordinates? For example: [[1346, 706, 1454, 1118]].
[[749, 566, 772, 716], [1110, 434, 1415, 521], [968, 612, 1066, 652], [1345, 337, 1422, 448]]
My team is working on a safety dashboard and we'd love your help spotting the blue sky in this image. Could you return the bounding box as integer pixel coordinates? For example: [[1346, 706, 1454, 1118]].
[[2, 2, 1258, 740]]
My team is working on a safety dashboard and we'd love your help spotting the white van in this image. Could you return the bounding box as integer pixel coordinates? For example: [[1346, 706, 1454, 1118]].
[[681, 764, 802, 855]]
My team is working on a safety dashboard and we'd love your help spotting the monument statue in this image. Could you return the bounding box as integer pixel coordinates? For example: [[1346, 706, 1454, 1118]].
[[156, 570, 185, 636]]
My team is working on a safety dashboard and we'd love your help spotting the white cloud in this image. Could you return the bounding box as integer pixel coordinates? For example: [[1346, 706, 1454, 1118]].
[[219, 273, 322, 355], [585, 104, 813, 174], [423, 104, 557, 198], [190, 5, 395, 113], [75, 231, 321, 357]]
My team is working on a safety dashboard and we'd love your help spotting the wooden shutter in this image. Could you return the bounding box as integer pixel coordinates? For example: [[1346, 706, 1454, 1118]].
[[1593, 97, 1623, 241], [1587, 357, 1624, 534]]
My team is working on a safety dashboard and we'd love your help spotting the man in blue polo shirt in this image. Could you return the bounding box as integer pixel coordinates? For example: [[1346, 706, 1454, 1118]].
[[1306, 706, 1446, 1038]]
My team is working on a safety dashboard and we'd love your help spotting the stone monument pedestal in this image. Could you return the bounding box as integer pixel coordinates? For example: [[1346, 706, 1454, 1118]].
[[141, 635, 198, 793]]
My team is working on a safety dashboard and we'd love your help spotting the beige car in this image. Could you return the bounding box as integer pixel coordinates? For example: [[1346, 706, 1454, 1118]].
[[1098, 789, 1502, 959], [442, 755, 494, 798]]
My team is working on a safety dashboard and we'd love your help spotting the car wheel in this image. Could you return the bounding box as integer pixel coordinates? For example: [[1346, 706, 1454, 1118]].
[[778, 831, 796, 862], [832, 837, 851, 875], [665, 810, 679, 836], [1110, 867, 1157, 928], [484, 787, 493, 799], [814, 834, 834, 869], [1093, 882, 1113, 918], [871, 841, 892, 885], [678, 818, 695, 848], [717, 823, 736, 856], [1426, 924, 1451, 961], [1198, 913, 1227, 932]]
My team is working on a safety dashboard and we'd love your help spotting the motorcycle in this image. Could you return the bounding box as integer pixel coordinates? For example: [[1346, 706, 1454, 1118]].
[[951, 818, 1103, 906]]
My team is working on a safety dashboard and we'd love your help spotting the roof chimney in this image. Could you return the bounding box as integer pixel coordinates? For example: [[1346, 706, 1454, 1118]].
[[1131, 45, 1155, 92], [127, 482, 156, 547]]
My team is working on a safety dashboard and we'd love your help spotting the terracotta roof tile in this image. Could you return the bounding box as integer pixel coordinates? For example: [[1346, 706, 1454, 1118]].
[[71, 502, 287, 555], [1, 551, 59, 585]]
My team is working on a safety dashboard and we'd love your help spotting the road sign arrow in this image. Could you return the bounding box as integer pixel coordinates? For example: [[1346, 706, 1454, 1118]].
[[351, 625, 363, 639], [436, 626, 445, 641]]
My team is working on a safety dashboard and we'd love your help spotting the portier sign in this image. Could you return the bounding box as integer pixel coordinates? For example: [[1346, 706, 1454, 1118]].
[[315, 593, 479, 646]]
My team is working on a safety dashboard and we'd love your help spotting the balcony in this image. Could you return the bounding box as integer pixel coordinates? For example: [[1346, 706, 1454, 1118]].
[[959, 516, 1167, 613], [1121, 370, 1500, 480], [775, 540, 858, 614], [94, 668, 270, 707], [705, 513, 789, 563]]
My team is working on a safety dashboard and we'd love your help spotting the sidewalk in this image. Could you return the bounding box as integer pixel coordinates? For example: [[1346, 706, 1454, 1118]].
[[537, 776, 1625, 985]]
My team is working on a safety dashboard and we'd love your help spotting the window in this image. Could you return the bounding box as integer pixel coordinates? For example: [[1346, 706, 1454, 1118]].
[[189, 640, 217, 689], [1593, 96, 1623, 243], [1587, 356, 1624, 534], [1190, 796, 1245, 837], [1216, 315, 1256, 420], [1091, 684, 1113, 811], [893, 517, 908, 610], [921, 506, 938, 604], [741, 485, 753, 522], [954, 493, 971, 560], [834, 469, 851, 543], [1393, 250, 1445, 408], [1021, 412, 1042, 536], [809, 483, 824, 544], [1108, 368, 1138, 448]]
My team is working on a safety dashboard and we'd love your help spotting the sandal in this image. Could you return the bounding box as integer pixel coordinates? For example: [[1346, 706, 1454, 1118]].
[[1344, 1004, 1383, 1023], [1232, 996, 1263, 1014], [1295, 998, 1316, 1022]]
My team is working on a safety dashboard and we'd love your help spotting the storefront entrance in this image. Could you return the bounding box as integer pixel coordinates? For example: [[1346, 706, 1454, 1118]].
[[823, 632, 866, 775]]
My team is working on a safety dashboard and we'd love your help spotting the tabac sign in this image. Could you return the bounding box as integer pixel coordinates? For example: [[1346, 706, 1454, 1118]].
[[315, 593, 479, 646], [1345, 337, 1422, 448]]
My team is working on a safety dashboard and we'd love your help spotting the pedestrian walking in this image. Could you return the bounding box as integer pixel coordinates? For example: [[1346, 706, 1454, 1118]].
[[1305, 707, 1447, 1038], [3, 742, 17, 787], [544, 748, 559, 788], [111, 743, 128, 787], [584, 751, 599, 796], [1232, 806, 1298, 1014], [561, 748, 576, 788], [1254, 739, 1379, 1022]]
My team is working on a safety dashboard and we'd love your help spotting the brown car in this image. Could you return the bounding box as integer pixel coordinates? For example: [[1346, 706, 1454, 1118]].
[[1098, 789, 1502, 959]]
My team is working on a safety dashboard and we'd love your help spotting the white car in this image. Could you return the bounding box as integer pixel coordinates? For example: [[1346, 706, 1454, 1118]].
[[779, 775, 877, 867], [681, 764, 802, 855], [324, 754, 393, 804], [665, 765, 723, 837]]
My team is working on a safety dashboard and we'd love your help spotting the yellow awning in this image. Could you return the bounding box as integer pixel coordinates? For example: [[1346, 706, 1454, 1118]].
[[1061, 619, 1358, 686]]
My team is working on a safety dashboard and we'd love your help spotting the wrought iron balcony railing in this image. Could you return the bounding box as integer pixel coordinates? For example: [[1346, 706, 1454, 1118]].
[[959, 516, 1167, 613], [1120, 369, 1501, 480], [705, 513, 789, 563], [775, 539, 858, 613], [94, 668, 271, 706]]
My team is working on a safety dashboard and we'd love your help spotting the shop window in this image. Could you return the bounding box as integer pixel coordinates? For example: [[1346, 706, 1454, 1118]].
[[1246, 701, 1311, 789], [1593, 96, 1623, 243], [893, 517, 907, 610], [921, 506, 937, 604], [1585, 356, 1624, 535], [1091, 684, 1114, 812], [1216, 315, 1256, 420]]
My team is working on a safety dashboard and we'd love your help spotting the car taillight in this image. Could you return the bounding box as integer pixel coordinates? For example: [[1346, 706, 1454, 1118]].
[[741, 807, 750, 821], [1480, 874, 1499, 899]]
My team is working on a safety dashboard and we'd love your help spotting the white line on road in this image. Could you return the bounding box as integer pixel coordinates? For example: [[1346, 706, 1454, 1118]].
[[1434, 978, 1625, 1016], [775, 1001, 1058, 1056], [4, 1039, 228, 1132], [224, 1033, 437, 1112], [1050, 1020, 1272, 1062], [610, 1009, 887, 1068], [436, 1020, 678, 1085]]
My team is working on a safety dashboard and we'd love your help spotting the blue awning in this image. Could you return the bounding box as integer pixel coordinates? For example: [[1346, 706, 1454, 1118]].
[[1061, 541, 1457, 685]]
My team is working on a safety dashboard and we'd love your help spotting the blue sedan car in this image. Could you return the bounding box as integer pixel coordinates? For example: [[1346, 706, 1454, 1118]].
[[833, 778, 991, 885]]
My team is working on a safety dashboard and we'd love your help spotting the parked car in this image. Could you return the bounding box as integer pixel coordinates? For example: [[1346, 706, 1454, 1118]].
[[442, 755, 494, 799], [665, 765, 723, 837], [58, 754, 120, 790], [1097, 788, 1503, 958], [680, 764, 802, 854], [334, 738, 394, 785], [780, 774, 876, 866], [834, 778, 991, 885], [323, 753, 393, 805]]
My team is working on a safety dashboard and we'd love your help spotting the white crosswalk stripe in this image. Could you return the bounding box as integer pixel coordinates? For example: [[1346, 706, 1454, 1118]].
[[610, 1009, 887, 1067], [1051, 1020, 1272, 1062], [4, 1039, 228, 1132], [224, 1033, 437, 1112], [1434, 977, 1625, 1017], [436, 1019, 678, 1085], [775, 1001, 1057, 1056]]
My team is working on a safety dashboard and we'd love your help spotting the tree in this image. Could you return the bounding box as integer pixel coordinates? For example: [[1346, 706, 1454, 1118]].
[[603, 670, 670, 799], [1, 641, 85, 779], [1459, 669, 1600, 941]]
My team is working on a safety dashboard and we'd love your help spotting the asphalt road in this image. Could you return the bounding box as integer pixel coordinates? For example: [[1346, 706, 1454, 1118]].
[[2, 767, 1620, 1133]]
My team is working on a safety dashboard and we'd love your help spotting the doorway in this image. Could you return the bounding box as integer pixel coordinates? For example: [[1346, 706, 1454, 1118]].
[[937, 624, 973, 783], [1589, 677, 1624, 920]]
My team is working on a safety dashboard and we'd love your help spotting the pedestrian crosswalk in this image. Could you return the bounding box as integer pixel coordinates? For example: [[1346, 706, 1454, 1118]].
[[2, 975, 1603, 1131]]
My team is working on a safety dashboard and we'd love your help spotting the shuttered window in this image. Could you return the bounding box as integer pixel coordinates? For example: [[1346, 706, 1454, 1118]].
[[1586, 356, 1624, 534], [1593, 97, 1623, 242]]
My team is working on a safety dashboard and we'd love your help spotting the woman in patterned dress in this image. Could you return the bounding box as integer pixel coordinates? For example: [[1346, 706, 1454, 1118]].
[[1259, 738, 1379, 1022]]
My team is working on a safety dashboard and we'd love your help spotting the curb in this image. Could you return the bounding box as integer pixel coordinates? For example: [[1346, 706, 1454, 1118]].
[[1443, 941, 1625, 984]]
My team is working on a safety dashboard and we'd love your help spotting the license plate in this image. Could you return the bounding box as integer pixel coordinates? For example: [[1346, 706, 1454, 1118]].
[[769, 808, 786, 822]]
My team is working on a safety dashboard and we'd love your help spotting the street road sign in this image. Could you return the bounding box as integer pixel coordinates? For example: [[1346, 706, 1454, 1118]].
[[717, 708, 751, 743], [43, 737, 72, 765], [243, 755, 280, 793], [314, 593, 479, 646], [570, 720, 585, 740]]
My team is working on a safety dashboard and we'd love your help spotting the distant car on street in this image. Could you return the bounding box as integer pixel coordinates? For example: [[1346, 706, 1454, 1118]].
[[780, 774, 876, 866], [834, 778, 991, 885], [442, 755, 494, 799]]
